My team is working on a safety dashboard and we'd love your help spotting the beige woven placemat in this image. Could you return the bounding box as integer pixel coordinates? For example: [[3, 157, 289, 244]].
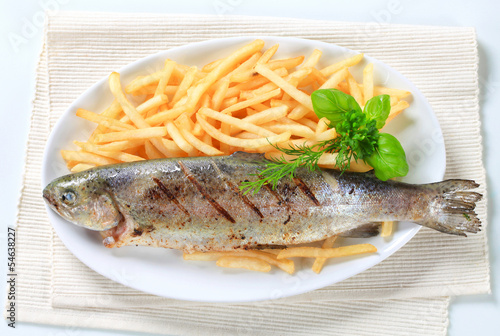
[[11, 11, 489, 336]]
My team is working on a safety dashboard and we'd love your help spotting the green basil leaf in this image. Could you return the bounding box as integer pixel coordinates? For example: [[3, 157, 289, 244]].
[[311, 89, 362, 128], [365, 133, 408, 181], [364, 94, 390, 129]]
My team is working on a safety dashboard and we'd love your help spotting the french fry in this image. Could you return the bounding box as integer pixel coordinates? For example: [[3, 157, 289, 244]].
[[363, 63, 374, 104], [74, 141, 145, 162], [171, 66, 198, 106], [93, 139, 144, 152], [197, 115, 291, 149], [255, 64, 314, 111], [216, 256, 271, 273], [200, 107, 276, 137], [184, 250, 294, 274], [70, 163, 96, 173], [61, 150, 119, 166], [185, 39, 265, 109], [277, 244, 377, 259], [221, 88, 281, 115], [144, 140, 164, 159], [315, 117, 330, 135], [312, 236, 338, 274], [380, 221, 395, 237], [346, 71, 363, 105], [257, 44, 279, 64], [321, 53, 364, 77], [315, 128, 337, 142], [319, 68, 348, 90], [386, 100, 410, 123], [95, 127, 168, 143], [76, 108, 136, 131], [155, 60, 176, 97], [166, 122, 198, 156], [88, 100, 123, 142], [261, 120, 315, 138], [179, 128, 223, 156], [211, 77, 230, 111]]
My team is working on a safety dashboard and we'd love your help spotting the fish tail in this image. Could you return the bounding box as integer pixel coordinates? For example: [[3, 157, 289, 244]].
[[418, 180, 482, 236]]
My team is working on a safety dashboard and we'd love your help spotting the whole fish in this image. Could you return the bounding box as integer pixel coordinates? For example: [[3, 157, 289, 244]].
[[43, 152, 482, 252]]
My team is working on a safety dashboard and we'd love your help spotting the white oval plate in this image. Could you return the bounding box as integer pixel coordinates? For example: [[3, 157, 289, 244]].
[[42, 37, 445, 303]]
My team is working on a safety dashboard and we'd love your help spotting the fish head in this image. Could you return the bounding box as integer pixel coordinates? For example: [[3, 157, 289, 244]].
[[43, 171, 122, 231]]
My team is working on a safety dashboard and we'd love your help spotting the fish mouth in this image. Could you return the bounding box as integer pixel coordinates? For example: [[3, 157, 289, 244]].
[[43, 188, 59, 211]]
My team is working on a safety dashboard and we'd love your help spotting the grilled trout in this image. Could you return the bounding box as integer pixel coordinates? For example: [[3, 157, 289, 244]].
[[43, 152, 482, 252]]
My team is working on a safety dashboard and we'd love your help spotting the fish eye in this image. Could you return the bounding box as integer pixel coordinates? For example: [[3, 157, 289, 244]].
[[61, 190, 77, 204]]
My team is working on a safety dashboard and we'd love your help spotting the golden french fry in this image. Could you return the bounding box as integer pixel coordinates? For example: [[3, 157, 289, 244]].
[[202, 58, 223, 73], [144, 140, 164, 159], [225, 77, 270, 99], [76, 108, 136, 131], [61, 150, 119, 166], [186, 39, 265, 109], [380, 221, 395, 237], [386, 100, 410, 123], [296, 117, 318, 131], [277, 244, 377, 259], [95, 127, 167, 143], [315, 128, 337, 142], [315, 117, 330, 135], [255, 64, 313, 111], [171, 66, 197, 106], [211, 77, 230, 111], [216, 256, 271, 273], [93, 139, 144, 152], [74, 141, 145, 162], [109, 72, 173, 156], [155, 60, 176, 97], [320, 53, 364, 77], [70, 163, 96, 173], [221, 88, 282, 115], [231, 56, 303, 83], [166, 122, 198, 156], [179, 128, 223, 156], [312, 236, 338, 274], [88, 100, 123, 142], [175, 113, 195, 132], [363, 63, 374, 104], [197, 115, 291, 149], [301, 49, 322, 68], [261, 120, 315, 138], [184, 250, 294, 274], [257, 44, 279, 64], [319, 68, 349, 90], [239, 106, 289, 127], [200, 107, 276, 137], [346, 71, 363, 105]]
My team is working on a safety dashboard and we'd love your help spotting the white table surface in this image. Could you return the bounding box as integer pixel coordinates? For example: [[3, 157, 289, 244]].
[[1, 0, 498, 335]]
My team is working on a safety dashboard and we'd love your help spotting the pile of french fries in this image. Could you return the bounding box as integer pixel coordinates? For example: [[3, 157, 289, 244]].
[[62, 39, 410, 274]]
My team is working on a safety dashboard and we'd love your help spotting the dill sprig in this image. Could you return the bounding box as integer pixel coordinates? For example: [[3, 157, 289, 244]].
[[239, 89, 409, 195]]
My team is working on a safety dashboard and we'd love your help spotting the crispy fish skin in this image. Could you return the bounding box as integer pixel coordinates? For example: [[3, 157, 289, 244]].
[[43, 152, 482, 252]]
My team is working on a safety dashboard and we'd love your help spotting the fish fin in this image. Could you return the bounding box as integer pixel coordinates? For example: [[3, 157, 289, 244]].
[[230, 151, 267, 163], [361, 169, 377, 178], [339, 223, 380, 238], [419, 180, 482, 236]]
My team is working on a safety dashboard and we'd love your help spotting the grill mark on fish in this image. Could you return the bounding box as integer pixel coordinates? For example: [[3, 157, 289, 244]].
[[152, 177, 190, 216], [263, 183, 285, 206], [178, 161, 236, 223], [210, 160, 264, 219], [292, 177, 321, 206]]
